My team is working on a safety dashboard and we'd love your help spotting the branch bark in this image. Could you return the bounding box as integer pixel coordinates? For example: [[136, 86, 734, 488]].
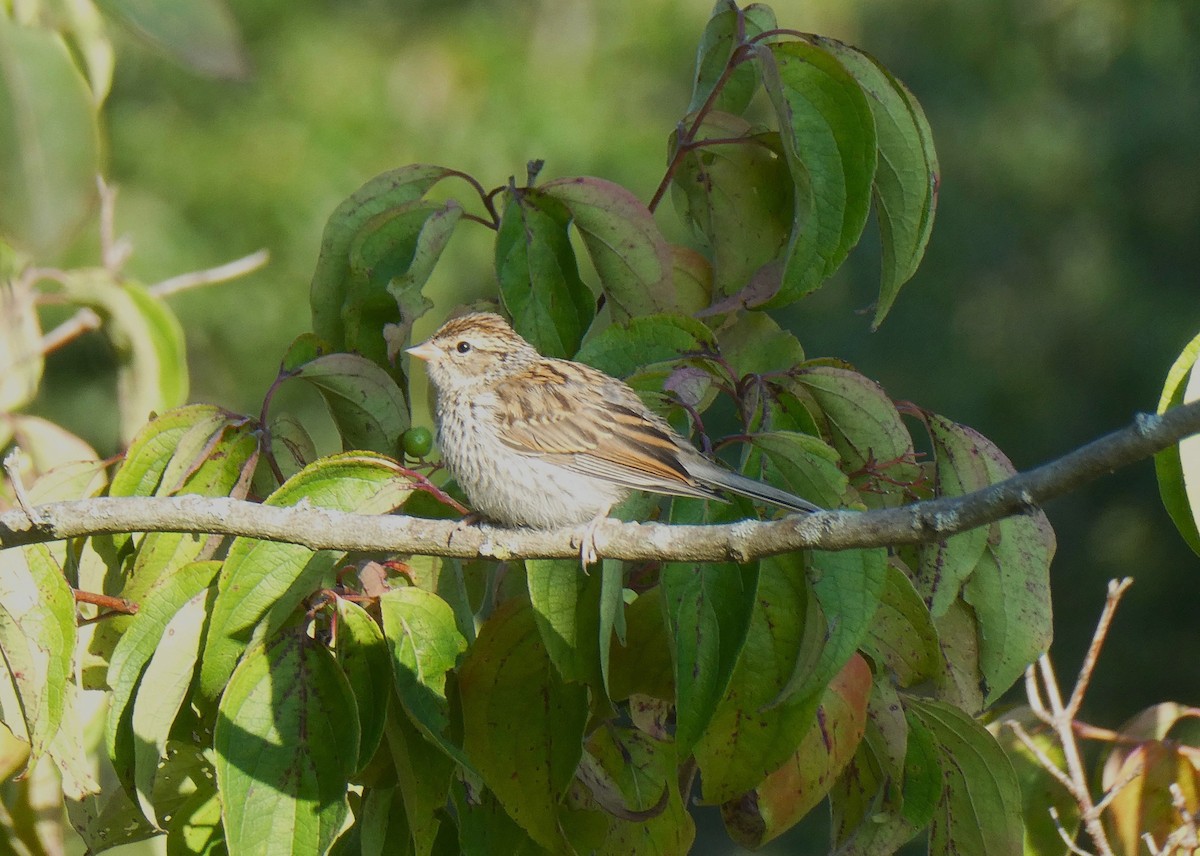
[[3, 403, 1198, 562]]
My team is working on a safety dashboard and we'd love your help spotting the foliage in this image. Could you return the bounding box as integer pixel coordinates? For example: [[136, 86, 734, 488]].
[[0, 1, 1197, 855]]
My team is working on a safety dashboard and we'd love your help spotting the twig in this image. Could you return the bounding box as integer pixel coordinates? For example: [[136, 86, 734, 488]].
[[73, 589, 139, 616], [2, 449, 43, 526], [38, 249, 270, 354], [1067, 578, 1133, 716], [1049, 806, 1096, 856]]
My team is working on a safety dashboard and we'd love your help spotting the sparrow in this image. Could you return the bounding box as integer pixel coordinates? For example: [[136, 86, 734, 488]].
[[407, 312, 820, 564]]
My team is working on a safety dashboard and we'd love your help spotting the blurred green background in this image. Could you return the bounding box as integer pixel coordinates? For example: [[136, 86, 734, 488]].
[[28, 0, 1199, 851]]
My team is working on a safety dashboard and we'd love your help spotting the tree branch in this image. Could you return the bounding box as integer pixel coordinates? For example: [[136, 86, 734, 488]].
[[2, 403, 1198, 560]]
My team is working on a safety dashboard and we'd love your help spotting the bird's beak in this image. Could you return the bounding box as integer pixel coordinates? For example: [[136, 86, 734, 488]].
[[406, 341, 437, 362]]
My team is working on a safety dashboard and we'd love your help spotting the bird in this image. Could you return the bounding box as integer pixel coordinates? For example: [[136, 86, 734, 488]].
[[406, 312, 821, 565]]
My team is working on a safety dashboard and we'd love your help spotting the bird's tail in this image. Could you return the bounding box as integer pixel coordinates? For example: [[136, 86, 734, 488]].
[[689, 461, 823, 514]]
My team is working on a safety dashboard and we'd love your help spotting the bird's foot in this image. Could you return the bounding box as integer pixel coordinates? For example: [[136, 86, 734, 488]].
[[571, 514, 606, 571]]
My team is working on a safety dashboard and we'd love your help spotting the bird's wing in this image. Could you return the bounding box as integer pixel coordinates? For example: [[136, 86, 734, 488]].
[[492, 361, 719, 499]]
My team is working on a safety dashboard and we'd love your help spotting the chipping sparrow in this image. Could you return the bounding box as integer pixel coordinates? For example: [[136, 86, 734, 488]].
[[407, 313, 821, 564]]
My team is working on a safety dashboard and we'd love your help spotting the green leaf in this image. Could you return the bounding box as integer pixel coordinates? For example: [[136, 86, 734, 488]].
[[661, 559, 758, 757], [380, 702, 454, 856], [755, 39, 877, 306], [963, 489, 1054, 704], [541, 176, 675, 319], [671, 113, 793, 300], [291, 352, 411, 454], [95, 0, 249, 79], [106, 560, 220, 801], [54, 271, 188, 445], [721, 654, 872, 849], [717, 310, 804, 380], [746, 430, 848, 510], [199, 452, 414, 705], [932, 598, 985, 713], [0, 544, 75, 767], [527, 559, 601, 688], [457, 597, 588, 851], [1155, 331, 1200, 556], [215, 628, 360, 855], [574, 313, 716, 378], [334, 598, 392, 773], [91, 413, 257, 662], [688, 2, 776, 115], [0, 277, 42, 412], [820, 39, 939, 327], [378, 587, 469, 767], [310, 165, 460, 354], [860, 558, 940, 688], [775, 548, 886, 705], [495, 191, 595, 359], [0, 19, 100, 258], [692, 553, 818, 802], [790, 365, 920, 507], [131, 585, 210, 827], [918, 414, 993, 616], [907, 698, 1024, 856], [165, 785, 224, 856]]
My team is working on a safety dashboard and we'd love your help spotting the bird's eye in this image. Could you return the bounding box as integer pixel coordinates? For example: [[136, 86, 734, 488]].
[[456, 341, 471, 354]]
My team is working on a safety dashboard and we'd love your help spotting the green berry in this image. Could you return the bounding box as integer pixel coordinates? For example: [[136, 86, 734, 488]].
[[402, 426, 433, 457]]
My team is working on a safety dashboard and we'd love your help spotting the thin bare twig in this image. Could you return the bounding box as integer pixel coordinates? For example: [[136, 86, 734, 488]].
[[2, 449, 42, 526], [1068, 578, 1133, 716]]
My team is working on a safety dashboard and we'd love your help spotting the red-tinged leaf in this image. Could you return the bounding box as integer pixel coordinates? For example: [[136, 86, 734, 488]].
[[541, 176, 676, 319], [1100, 703, 1200, 856], [495, 190, 594, 359], [457, 596, 589, 851], [1155, 331, 1200, 556], [907, 698, 1024, 856], [790, 365, 920, 508], [830, 685, 941, 855], [668, 244, 712, 314], [773, 548, 886, 707], [693, 555, 819, 803], [722, 653, 871, 848], [754, 39, 876, 306]]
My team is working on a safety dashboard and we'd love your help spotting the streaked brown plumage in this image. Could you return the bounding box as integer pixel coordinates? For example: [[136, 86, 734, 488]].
[[407, 312, 820, 563]]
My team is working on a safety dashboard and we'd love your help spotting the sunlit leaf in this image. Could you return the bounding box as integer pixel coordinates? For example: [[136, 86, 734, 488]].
[[458, 596, 588, 851], [95, 0, 249, 79], [334, 598, 392, 773], [378, 586, 470, 768], [311, 165, 461, 356], [1155, 330, 1200, 556], [215, 627, 359, 855], [0, 277, 42, 412], [0, 544, 75, 768], [0, 19, 100, 258], [671, 113, 793, 300], [574, 313, 716, 379], [199, 453, 413, 705]]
